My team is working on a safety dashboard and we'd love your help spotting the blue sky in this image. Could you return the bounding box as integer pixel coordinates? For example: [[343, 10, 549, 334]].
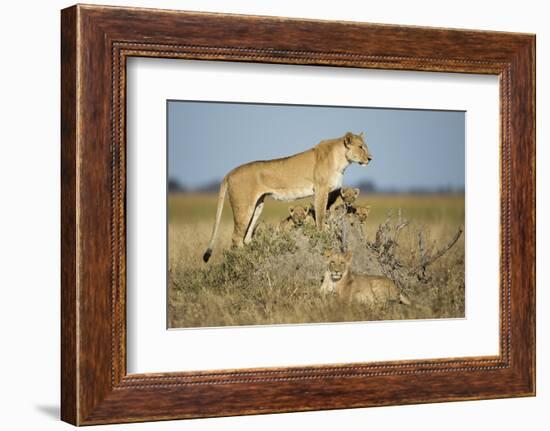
[[168, 100, 465, 192]]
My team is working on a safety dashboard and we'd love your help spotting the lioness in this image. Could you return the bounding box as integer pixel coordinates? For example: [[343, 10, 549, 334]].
[[320, 251, 410, 305], [203, 132, 373, 262], [279, 205, 315, 232]]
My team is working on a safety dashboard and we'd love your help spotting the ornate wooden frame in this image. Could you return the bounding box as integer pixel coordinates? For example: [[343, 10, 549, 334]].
[[61, 4, 535, 425]]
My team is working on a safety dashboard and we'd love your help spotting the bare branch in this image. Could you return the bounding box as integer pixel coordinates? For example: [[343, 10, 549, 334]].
[[418, 230, 426, 258], [409, 227, 463, 274]]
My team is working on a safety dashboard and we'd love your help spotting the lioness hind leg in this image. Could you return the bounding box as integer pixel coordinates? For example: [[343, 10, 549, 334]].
[[244, 198, 265, 244], [231, 205, 256, 248], [228, 184, 260, 247]]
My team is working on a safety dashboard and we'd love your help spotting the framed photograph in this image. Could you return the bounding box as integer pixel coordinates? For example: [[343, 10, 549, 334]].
[[61, 4, 535, 425]]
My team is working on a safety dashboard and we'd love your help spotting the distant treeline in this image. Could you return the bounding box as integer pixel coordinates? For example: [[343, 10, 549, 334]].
[[168, 178, 464, 195]]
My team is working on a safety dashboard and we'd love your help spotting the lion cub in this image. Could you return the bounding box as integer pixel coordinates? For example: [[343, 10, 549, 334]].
[[320, 251, 410, 305], [279, 205, 315, 232], [355, 205, 371, 224], [332, 188, 371, 226], [334, 187, 360, 214]]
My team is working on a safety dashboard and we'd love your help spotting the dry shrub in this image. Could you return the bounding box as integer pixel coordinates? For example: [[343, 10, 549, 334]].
[[168, 205, 464, 328]]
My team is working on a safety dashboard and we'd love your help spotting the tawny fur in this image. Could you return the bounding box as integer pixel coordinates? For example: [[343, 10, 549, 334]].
[[203, 132, 373, 262], [331, 188, 371, 227], [333, 187, 360, 214], [320, 251, 410, 306], [354, 206, 371, 224], [279, 205, 315, 232]]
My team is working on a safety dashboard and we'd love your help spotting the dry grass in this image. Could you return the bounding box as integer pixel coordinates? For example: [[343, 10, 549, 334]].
[[168, 193, 465, 328]]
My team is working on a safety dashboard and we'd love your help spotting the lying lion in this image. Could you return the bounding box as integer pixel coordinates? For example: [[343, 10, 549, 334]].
[[203, 132, 373, 262], [320, 250, 410, 306], [279, 205, 315, 232]]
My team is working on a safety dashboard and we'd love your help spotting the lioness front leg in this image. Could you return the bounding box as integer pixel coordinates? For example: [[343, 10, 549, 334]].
[[314, 188, 329, 229], [320, 271, 334, 295]]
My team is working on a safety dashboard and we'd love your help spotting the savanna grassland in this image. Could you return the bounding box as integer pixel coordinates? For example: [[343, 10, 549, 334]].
[[168, 193, 465, 328]]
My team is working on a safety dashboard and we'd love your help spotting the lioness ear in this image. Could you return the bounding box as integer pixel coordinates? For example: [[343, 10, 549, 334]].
[[343, 132, 353, 147], [344, 251, 353, 262], [323, 249, 333, 259], [353, 188, 360, 198], [359, 131, 365, 139], [289, 206, 294, 215]]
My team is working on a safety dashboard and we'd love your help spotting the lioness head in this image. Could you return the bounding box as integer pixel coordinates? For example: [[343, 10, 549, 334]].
[[340, 187, 360, 205], [289, 205, 308, 226], [343, 132, 372, 166], [324, 250, 353, 282], [356, 205, 371, 223]]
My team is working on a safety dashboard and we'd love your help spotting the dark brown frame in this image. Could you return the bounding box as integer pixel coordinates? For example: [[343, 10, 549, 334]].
[[61, 4, 535, 426]]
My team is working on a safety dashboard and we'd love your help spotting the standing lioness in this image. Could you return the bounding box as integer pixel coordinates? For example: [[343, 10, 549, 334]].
[[203, 132, 373, 262]]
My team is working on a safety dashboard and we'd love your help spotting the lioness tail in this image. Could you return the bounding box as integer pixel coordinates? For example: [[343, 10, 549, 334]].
[[203, 177, 228, 263]]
